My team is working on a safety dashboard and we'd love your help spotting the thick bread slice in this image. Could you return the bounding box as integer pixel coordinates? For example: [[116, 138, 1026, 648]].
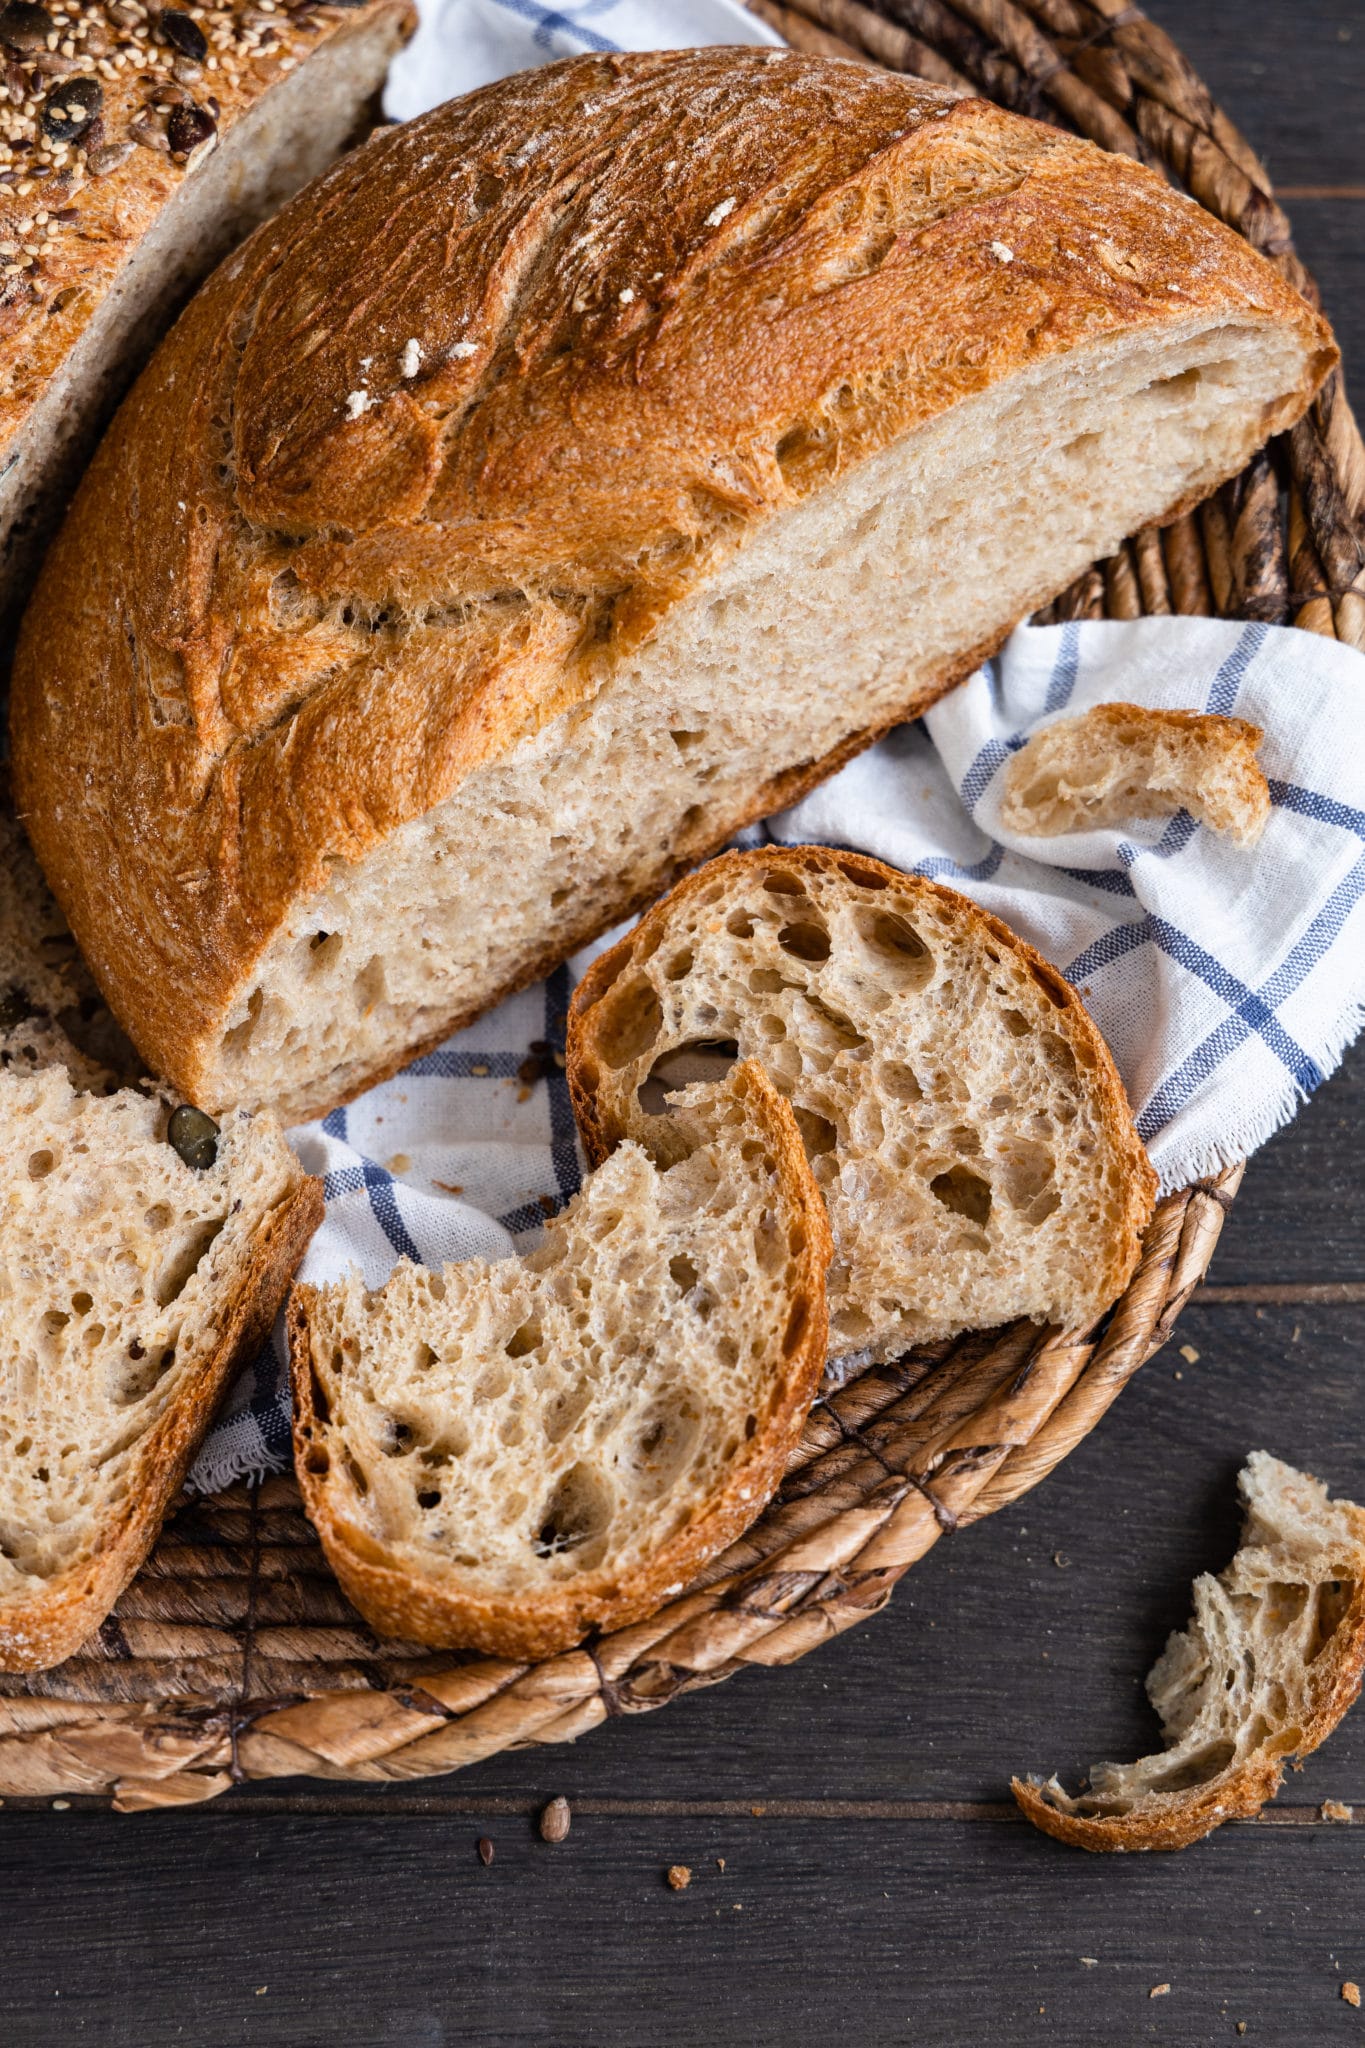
[[0, 1065, 322, 1670], [0, 0, 413, 630], [569, 846, 1156, 1365], [289, 1061, 831, 1659], [1014, 1452, 1365, 1852], [1001, 703, 1270, 846], [10, 48, 1335, 1123]]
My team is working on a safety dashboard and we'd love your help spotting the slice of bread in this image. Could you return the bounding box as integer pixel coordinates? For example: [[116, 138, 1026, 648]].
[[0, 782, 323, 1671], [1014, 1452, 1365, 1851], [569, 846, 1156, 1366], [1000, 703, 1270, 846], [0, 1065, 323, 1671], [289, 1061, 831, 1659]]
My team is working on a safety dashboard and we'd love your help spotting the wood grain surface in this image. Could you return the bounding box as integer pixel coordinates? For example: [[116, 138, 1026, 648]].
[[4, 4, 1364, 2043]]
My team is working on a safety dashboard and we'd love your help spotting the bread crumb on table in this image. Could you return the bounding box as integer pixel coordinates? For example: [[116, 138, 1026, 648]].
[[1321, 1800, 1354, 1822], [1149, 1983, 1171, 1999], [666, 1864, 691, 1891], [1343, 1982, 1361, 2008]]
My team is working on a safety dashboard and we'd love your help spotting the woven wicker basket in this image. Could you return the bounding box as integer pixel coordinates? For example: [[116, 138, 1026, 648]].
[[4, 0, 1361, 1811]]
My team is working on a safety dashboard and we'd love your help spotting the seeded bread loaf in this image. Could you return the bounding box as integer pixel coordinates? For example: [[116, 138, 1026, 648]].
[[289, 1061, 830, 1658], [569, 846, 1156, 1365], [1001, 703, 1270, 846], [0, 0, 413, 630], [10, 47, 1335, 1123], [0, 777, 323, 1669], [1014, 1452, 1365, 1851]]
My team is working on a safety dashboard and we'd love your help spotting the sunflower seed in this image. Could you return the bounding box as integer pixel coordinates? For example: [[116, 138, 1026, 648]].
[[158, 8, 207, 61]]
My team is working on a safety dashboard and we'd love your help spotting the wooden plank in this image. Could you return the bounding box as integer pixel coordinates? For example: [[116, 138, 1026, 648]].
[[1142, 0, 1364, 188], [1283, 198, 1365, 389], [1197, 1037, 1365, 1285], [0, 1810, 1361, 2046]]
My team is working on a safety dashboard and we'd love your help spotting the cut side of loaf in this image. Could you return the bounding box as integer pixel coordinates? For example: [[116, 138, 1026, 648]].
[[0, 0, 413, 631], [0, 1068, 321, 1672], [1014, 1452, 1365, 1852], [289, 1061, 831, 1659], [11, 49, 1335, 1123], [569, 846, 1156, 1366], [1001, 703, 1271, 846]]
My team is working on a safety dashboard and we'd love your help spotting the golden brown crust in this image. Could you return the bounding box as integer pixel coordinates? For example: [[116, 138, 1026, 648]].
[[566, 845, 1157, 1331], [9, 47, 1334, 1112], [0, 1166, 323, 1673], [1012, 1499, 1365, 1854], [289, 1060, 833, 1660]]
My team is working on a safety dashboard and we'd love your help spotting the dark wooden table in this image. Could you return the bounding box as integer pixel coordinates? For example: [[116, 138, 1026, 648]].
[[6, 6, 1364, 2041]]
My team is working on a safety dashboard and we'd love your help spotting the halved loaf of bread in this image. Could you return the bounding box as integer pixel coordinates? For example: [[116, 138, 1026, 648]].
[[289, 1061, 830, 1658], [569, 847, 1156, 1365], [0, 1063, 322, 1670], [0, 0, 412, 631], [1001, 703, 1270, 846], [1014, 1452, 1365, 1851], [11, 48, 1335, 1123]]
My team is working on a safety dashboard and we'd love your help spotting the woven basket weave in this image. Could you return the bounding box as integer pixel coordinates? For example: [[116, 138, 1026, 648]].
[[4, 0, 1361, 1811]]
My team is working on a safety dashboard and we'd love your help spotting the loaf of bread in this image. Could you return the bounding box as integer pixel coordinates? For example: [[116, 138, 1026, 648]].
[[569, 846, 1156, 1365], [11, 48, 1334, 1124], [0, 782, 322, 1670], [290, 1062, 830, 1657], [1001, 703, 1270, 846], [1014, 1452, 1365, 1851], [0, 0, 412, 630]]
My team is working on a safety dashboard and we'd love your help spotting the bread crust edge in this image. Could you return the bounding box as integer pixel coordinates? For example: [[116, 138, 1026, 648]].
[[566, 843, 1158, 1333], [287, 1061, 833, 1660], [1010, 1507, 1365, 1853], [0, 1167, 324, 1674]]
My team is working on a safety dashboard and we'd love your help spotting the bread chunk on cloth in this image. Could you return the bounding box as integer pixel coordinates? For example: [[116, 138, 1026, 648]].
[[1001, 703, 1270, 845]]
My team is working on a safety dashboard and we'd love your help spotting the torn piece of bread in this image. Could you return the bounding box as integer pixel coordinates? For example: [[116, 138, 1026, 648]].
[[1014, 1452, 1365, 1852], [11, 48, 1335, 1123], [0, 1064, 322, 1671], [289, 1061, 831, 1659], [1000, 703, 1271, 846], [569, 846, 1156, 1367]]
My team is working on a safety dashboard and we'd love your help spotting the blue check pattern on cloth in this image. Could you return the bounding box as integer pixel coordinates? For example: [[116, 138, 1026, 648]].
[[190, 617, 1365, 1494]]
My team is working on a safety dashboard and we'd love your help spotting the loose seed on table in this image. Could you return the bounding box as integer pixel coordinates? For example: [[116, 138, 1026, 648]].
[[539, 1797, 570, 1843]]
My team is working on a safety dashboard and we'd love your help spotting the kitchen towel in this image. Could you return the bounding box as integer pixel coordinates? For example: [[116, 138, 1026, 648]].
[[187, 8, 1365, 1492]]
